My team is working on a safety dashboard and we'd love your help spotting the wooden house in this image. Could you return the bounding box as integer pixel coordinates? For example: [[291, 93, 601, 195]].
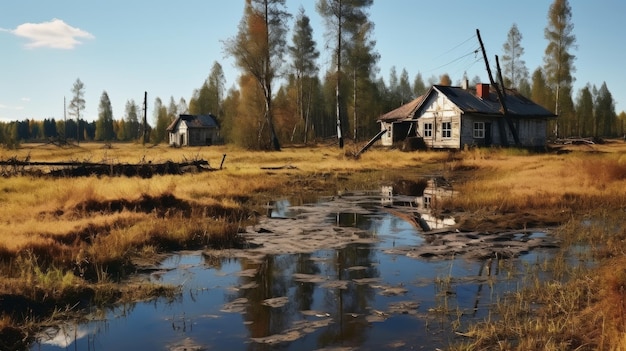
[[378, 83, 556, 149], [167, 114, 220, 147]]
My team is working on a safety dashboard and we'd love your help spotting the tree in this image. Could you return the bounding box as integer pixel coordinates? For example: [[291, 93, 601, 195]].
[[224, 0, 290, 151], [575, 84, 593, 137], [501, 23, 529, 89], [439, 73, 452, 86], [207, 62, 226, 118], [618, 111, 626, 137], [317, 0, 374, 148], [95, 91, 115, 141], [595, 82, 616, 137], [544, 0, 576, 137], [68, 78, 85, 144], [413, 72, 427, 96], [388, 66, 399, 106], [151, 98, 169, 144], [531, 68, 553, 111], [289, 7, 320, 144], [124, 100, 140, 141], [346, 18, 379, 141], [397, 68, 412, 104]]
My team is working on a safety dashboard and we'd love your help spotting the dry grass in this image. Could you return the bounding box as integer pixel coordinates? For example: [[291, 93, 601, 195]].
[[0, 142, 444, 326], [2, 141, 626, 349]]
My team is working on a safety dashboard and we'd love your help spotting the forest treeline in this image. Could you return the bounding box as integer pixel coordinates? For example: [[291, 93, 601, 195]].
[[1, 0, 624, 149]]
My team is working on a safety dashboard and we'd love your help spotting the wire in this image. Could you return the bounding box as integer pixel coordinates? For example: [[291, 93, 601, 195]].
[[432, 34, 477, 60], [428, 48, 480, 72]]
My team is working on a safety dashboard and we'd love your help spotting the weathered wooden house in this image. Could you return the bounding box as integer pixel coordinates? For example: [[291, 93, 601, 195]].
[[378, 83, 556, 149], [167, 114, 220, 147]]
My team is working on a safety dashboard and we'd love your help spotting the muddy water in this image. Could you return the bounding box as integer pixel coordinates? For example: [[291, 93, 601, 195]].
[[33, 184, 563, 351]]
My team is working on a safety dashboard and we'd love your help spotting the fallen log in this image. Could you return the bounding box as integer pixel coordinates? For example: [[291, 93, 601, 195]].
[[0, 158, 214, 178]]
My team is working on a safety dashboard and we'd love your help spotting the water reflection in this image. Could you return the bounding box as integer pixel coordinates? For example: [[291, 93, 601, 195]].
[[32, 180, 564, 351], [381, 178, 456, 231]]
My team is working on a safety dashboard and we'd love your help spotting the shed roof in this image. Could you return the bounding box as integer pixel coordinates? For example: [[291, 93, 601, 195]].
[[167, 114, 219, 132], [378, 95, 426, 122]]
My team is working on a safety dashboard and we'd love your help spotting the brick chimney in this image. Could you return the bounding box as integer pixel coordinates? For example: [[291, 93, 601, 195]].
[[476, 83, 490, 99]]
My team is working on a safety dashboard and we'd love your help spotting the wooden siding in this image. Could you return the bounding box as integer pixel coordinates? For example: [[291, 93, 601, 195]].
[[169, 120, 219, 147], [417, 93, 462, 149]]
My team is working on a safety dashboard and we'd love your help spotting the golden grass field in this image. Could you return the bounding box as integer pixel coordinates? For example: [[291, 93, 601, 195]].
[[0, 141, 625, 350]]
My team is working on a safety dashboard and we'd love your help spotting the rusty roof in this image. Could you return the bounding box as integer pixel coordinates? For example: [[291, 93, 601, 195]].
[[377, 95, 426, 122]]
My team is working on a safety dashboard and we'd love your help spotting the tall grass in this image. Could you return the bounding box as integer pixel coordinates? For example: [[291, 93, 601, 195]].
[[3, 141, 626, 349]]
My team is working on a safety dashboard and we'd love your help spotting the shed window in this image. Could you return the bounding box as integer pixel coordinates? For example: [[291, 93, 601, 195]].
[[423, 123, 433, 137], [442, 122, 452, 138], [473, 122, 485, 138]]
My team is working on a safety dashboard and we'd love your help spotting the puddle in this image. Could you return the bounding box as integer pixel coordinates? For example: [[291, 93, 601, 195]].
[[32, 182, 567, 351]]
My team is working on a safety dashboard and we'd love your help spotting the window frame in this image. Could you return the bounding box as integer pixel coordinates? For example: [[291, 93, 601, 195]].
[[441, 122, 452, 138], [473, 122, 485, 139], [423, 123, 433, 137]]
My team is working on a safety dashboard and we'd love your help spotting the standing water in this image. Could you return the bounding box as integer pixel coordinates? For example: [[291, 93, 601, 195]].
[[32, 180, 561, 350]]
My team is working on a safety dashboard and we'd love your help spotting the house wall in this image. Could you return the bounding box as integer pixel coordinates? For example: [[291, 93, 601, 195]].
[[380, 122, 393, 146], [188, 128, 219, 146], [417, 93, 462, 149], [459, 115, 549, 148], [169, 122, 189, 146], [517, 119, 548, 147]]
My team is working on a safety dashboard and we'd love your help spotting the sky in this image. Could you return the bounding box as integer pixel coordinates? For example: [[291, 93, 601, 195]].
[[1, 1, 625, 123]]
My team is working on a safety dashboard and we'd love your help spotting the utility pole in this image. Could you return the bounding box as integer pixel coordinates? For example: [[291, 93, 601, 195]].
[[63, 96, 67, 143], [476, 29, 520, 147], [142, 91, 148, 145]]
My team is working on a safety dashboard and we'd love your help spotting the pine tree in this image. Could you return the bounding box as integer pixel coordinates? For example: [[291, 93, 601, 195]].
[[289, 7, 320, 144], [413, 72, 427, 96], [575, 84, 593, 137], [595, 82, 616, 137], [501, 23, 529, 89], [95, 91, 115, 141], [544, 0, 577, 137], [317, 0, 374, 148]]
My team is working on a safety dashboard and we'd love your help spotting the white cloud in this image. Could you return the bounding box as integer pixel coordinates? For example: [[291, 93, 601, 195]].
[[9, 18, 94, 49], [21, 97, 31, 102]]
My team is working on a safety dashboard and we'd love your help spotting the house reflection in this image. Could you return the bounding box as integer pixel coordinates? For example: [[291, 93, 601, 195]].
[[381, 179, 455, 231]]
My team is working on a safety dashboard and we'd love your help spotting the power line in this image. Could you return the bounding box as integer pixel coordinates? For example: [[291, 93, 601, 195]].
[[432, 34, 478, 60], [427, 48, 480, 73]]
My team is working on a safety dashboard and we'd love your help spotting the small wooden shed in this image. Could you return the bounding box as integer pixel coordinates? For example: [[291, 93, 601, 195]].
[[378, 83, 556, 149], [167, 114, 220, 147]]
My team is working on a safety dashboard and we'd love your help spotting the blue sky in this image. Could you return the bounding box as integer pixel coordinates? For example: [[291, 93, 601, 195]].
[[1, 1, 624, 123]]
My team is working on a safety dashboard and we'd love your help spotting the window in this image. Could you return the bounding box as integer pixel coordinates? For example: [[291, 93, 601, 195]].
[[423, 123, 433, 137], [442, 122, 452, 138], [473, 122, 485, 138]]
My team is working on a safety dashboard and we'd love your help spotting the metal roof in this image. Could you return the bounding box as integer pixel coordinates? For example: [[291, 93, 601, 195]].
[[378, 84, 556, 122], [433, 85, 556, 118], [167, 114, 219, 131]]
